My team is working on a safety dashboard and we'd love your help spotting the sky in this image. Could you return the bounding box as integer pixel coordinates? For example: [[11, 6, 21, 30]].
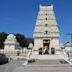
[[0, 0, 72, 43]]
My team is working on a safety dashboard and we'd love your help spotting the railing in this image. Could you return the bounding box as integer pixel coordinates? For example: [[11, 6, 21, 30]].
[[0, 49, 29, 57], [62, 49, 72, 64]]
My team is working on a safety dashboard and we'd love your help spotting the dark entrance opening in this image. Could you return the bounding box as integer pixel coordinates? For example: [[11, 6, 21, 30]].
[[51, 48, 55, 54], [44, 49, 49, 54], [43, 40, 50, 54], [39, 48, 42, 55]]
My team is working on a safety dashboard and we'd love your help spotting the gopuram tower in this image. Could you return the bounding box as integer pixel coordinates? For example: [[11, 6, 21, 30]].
[[31, 5, 64, 59]]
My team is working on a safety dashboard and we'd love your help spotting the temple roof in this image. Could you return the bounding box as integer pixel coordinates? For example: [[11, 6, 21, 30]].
[[7, 34, 16, 39], [33, 5, 60, 38]]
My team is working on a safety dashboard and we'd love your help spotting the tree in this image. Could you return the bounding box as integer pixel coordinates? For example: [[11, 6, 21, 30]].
[[0, 32, 34, 49], [0, 32, 8, 49], [15, 34, 27, 47], [26, 38, 34, 47]]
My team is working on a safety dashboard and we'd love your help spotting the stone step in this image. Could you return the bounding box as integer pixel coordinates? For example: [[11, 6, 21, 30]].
[[28, 59, 68, 65], [31, 54, 65, 60]]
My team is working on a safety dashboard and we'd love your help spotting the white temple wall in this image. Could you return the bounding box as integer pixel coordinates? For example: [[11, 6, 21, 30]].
[[34, 38, 43, 50], [4, 45, 15, 51], [33, 37, 61, 54], [49, 38, 61, 54]]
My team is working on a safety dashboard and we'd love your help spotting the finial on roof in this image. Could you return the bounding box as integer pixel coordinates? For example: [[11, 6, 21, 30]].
[[40, 4, 53, 9]]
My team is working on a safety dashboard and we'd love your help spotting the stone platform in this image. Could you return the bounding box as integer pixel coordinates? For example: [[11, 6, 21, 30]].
[[31, 54, 65, 60], [0, 60, 72, 72], [27, 59, 68, 66]]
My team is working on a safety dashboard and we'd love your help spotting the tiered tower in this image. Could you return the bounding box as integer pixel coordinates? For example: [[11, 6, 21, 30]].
[[31, 5, 63, 59]]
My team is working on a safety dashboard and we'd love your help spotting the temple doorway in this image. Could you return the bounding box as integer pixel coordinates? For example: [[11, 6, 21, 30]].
[[43, 40, 50, 54]]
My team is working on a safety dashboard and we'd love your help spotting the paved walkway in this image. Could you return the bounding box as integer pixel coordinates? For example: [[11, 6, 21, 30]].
[[0, 59, 26, 72], [0, 60, 72, 72], [13, 66, 72, 72]]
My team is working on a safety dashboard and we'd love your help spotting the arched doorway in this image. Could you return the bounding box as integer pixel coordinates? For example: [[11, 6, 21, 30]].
[[43, 40, 50, 54]]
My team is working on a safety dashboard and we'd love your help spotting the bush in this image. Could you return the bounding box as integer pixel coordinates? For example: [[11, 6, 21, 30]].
[[28, 59, 36, 63], [0, 53, 9, 65]]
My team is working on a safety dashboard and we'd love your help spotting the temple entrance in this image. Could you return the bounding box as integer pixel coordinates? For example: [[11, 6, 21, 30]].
[[43, 40, 50, 54]]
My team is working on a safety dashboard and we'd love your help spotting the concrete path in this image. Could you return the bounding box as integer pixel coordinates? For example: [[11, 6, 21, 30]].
[[0, 59, 26, 72], [0, 60, 72, 72], [14, 66, 72, 72]]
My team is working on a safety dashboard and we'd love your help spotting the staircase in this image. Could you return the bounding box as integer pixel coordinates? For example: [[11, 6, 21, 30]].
[[28, 59, 68, 65], [31, 54, 65, 60]]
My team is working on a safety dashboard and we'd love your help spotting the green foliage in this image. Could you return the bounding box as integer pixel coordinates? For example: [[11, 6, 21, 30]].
[[0, 32, 8, 49], [26, 38, 34, 47], [0, 32, 34, 49]]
